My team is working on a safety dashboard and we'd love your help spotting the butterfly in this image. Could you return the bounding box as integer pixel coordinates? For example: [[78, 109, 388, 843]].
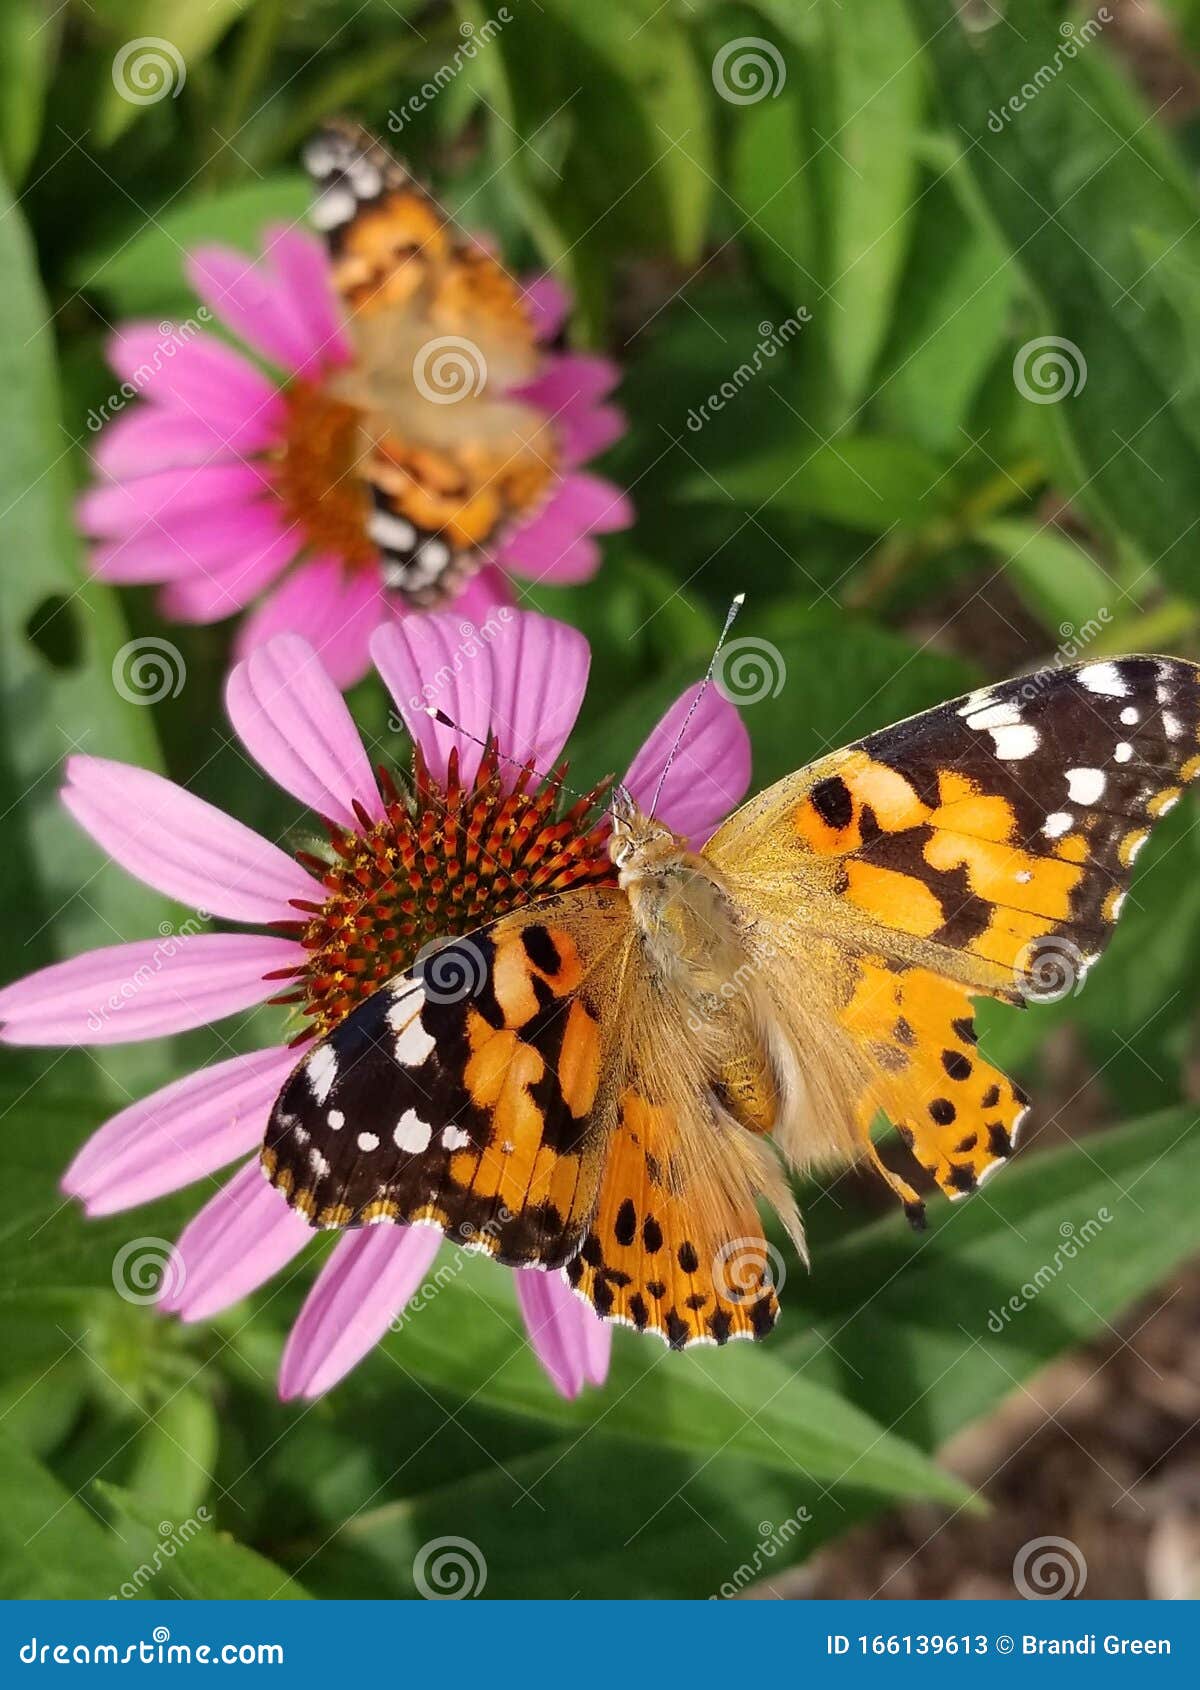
[[302, 119, 558, 606], [262, 655, 1200, 1348]]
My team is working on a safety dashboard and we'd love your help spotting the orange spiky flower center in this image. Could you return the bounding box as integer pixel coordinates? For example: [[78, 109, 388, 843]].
[[274, 379, 376, 569], [267, 745, 617, 1040]]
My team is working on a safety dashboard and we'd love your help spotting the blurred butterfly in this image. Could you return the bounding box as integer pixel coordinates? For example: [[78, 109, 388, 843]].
[[263, 650, 1200, 1347]]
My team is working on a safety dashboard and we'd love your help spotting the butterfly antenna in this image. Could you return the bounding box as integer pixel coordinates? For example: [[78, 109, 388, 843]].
[[647, 593, 745, 819], [420, 706, 597, 806]]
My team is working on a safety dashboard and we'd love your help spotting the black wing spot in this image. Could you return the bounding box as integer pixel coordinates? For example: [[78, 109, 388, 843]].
[[811, 775, 855, 830], [942, 1049, 973, 1081], [521, 923, 562, 977], [677, 1240, 699, 1274], [929, 1097, 957, 1125], [614, 1198, 637, 1247]]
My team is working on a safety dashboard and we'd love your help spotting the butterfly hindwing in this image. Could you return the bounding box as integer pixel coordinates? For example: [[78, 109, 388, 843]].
[[262, 892, 630, 1268], [566, 1090, 781, 1349]]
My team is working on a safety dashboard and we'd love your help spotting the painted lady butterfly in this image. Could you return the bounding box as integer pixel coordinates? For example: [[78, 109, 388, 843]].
[[302, 120, 558, 606], [263, 656, 1200, 1348]]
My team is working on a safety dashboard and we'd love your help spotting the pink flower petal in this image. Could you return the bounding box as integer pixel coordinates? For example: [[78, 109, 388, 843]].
[[187, 246, 320, 376], [89, 501, 293, 586], [156, 523, 303, 621], [446, 565, 513, 625], [77, 464, 273, 539], [62, 755, 316, 924], [65, 1044, 297, 1215], [371, 610, 590, 791], [622, 684, 751, 848], [505, 535, 600, 585], [522, 275, 570, 342], [262, 224, 351, 367], [225, 634, 383, 830], [107, 326, 281, 432], [515, 1267, 611, 1399], [161, 1160, 312, 1322], [499, 475, 632, 577], [0, 933, 300, 1047], [561, 403, 626, 469], [90, 409, 249, 480], [516, 353, 620, 418], [278, 1225, 443, 1400], [233, 556, 384, 691]]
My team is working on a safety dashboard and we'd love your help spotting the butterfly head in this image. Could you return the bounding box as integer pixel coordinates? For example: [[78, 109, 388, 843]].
[[608, 784, 687, 885]]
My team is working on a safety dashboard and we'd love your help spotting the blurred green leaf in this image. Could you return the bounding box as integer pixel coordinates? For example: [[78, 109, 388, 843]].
[[93, 1, 254, 145], [978, 516, 1118, 634], [0, 0, 53, 184], [817, 0, 923, 409], [98, 1483, 310, 1598], [0, 1429, 135, 1598], [126, 1389, 219, 1522], [73, 173, 309, 315], [906, 0, 1200, 596]]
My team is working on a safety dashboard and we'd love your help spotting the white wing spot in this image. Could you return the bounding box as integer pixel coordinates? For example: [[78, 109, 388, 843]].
[[393, 1110, 433, 1154], [966, 701, 1022, 731], [1078, 662, 1129, 698], [989, 722, 1040, 761], [308, 1148, 331, 1178], [1044, 811, 1073, 838], [327, 1109, 344, 1131], [1114, 742, 1133, 764], [1163, 711, 1183, 740], [1066, 767, 1105, 804], [357, 1131, 380, 1152], [310, 184, 356, 230], [305, 1044, 339, 1105], [442, 1125, 471, 1151], [1120, 706, 1140, 726]]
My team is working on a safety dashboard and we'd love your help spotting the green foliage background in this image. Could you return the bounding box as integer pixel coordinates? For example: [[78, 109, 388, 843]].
[[2, 0, 1200, 1599]]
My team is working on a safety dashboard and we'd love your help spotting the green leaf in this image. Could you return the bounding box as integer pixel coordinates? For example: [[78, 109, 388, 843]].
[[904, 0, 1200, 595], [778, 1105, 1200, 1450], [73, 173, 309, 316], [874, 169, 1015, 454], [0, 167, 175, 1099], [126, 1390, 219, 1522], [97, 1484, 310, 1599], [686, 434, 956, 532], [978, 517, 1119, 635], [0, 1429, 135, 1598], [93, 1, 254, 145], [817, 0, 924, 408], [0, 0, 52, 184]]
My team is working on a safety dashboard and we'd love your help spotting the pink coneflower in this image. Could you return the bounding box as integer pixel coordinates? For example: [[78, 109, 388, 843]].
[[0, 612, 749, 1399], [78, 205, 631, 689]]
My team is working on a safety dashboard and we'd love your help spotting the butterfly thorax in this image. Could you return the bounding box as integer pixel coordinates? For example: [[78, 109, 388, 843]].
[[610, 804, 781, 1135]]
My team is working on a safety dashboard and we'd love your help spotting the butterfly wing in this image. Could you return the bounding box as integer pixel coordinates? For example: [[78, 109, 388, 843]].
[[706, 657, 1200, 1208], [302, 120, 556, 605], [262, 890, 631, 1267]]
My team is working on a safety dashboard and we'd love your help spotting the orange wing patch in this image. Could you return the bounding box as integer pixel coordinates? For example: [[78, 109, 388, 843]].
[[840, 956, 1028, 1216], [566, 1091, 780, 1349]]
